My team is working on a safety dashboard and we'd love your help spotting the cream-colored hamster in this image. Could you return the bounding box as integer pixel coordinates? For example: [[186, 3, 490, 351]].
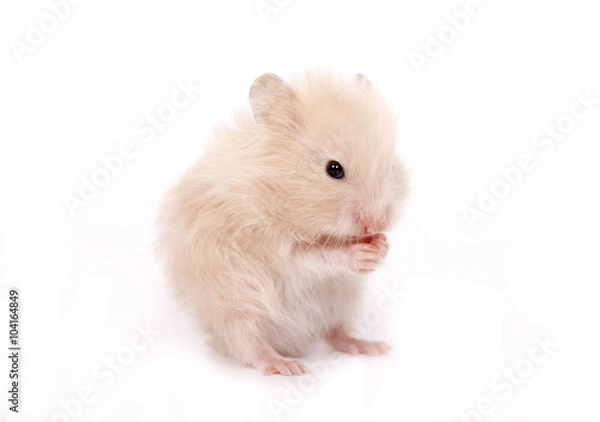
[[156, 71, 408, 375]]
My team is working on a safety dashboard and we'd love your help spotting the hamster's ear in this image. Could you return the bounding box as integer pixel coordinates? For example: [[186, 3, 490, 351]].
[[356, 73, 373, 89], [249, 73, 301, 132]]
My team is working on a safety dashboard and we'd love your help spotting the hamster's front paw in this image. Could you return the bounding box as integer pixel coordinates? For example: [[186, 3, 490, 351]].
[[347, 233, 389, 273]]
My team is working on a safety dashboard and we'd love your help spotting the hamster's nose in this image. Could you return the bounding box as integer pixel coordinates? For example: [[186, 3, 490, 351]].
[[355, 207, 390, 234]]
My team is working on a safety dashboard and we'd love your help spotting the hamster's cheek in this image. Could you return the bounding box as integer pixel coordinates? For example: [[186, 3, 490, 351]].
[[340, 210, 363, 237]]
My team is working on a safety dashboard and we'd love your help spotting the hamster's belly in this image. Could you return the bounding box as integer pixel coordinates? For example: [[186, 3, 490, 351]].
[[263, 271, 361, 357]]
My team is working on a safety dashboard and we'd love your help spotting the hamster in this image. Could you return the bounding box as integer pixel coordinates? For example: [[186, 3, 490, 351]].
[[156, 71, 408, 375]]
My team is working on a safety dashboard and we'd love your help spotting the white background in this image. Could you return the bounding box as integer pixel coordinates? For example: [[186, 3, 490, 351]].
[[1, 0, 599, 421]]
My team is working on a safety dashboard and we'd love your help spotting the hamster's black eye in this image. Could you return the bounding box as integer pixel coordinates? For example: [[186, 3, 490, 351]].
[[326, 160, 345, 179]]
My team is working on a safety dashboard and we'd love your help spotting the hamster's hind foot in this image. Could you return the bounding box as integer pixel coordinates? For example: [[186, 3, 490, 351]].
[[326, 326, 390, 356], [262, 358, 306, 376], [252, 339, 306, 376]]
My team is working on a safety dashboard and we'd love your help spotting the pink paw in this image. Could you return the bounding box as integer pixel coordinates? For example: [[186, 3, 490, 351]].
[[333, 338, 390, 356], [348, 234, 389, 273], [262, 358, 306, 376]]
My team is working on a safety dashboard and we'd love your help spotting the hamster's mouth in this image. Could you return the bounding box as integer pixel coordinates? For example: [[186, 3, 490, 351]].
[[315, 234, 378, 248]]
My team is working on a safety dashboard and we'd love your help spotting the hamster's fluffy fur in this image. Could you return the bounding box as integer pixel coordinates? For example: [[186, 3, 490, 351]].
[[156, 71, 408, 375]]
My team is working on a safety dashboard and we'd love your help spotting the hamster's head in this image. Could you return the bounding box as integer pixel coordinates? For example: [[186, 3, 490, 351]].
[[249, 71, 409, 244]]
